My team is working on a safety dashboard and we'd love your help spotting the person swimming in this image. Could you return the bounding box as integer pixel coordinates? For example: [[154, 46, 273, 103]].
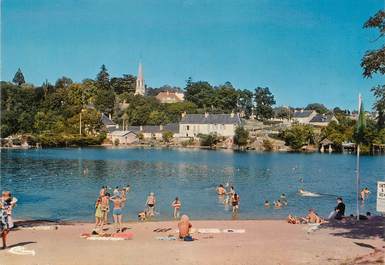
[[216, 184, 226, 195], [298, 189, 320, 197], [274, 200, 282, 208], [264, 200, 270, 208], [280, 193, 288, 205]]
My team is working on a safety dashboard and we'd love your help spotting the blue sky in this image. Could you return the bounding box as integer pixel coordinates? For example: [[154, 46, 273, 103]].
[[2, 0, 384, 110]]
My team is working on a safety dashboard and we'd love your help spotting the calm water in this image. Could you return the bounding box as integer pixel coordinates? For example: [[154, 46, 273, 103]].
[[1, 147, 384, 221]]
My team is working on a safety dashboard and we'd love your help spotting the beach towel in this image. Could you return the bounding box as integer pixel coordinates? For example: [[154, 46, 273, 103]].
[[155, 236, 177, 240], [305, 223, 321, 233], [21, 225, 58, 231], [197, 228, 221, 234], [222, 229, 245, 233], [86, 236, 125, 241], [9, 246, 36, 256]]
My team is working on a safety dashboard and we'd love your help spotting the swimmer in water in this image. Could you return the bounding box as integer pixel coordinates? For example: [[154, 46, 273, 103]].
[[280, 193, 288, 205], [360, 187, 370, 201], [146, 192, 156, 217], [274, 200, 282, 208], [216, 184, 226, 195], [264, 200, 270, 208]]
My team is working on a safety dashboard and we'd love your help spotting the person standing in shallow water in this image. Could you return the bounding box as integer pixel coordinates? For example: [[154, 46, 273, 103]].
[[232, 193, 240, 214], [172, 197, 181, 219], [146, 192, 156, 217]]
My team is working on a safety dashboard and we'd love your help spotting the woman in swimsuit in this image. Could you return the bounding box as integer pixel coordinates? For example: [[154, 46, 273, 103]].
[[110, 195, 126, 232], [146, 192, 156, 217], [231, 193, 240, 214], [171, 197, 181, 219], [94, 196, 103, 232]]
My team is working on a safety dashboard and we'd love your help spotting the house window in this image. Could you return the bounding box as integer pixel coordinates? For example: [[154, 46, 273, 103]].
[[186, 125, 190, 130]]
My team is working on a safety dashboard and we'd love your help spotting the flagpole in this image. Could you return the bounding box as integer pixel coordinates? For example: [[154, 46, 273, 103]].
[[356, 93, 361, 221], [356, 143, 360, 221]]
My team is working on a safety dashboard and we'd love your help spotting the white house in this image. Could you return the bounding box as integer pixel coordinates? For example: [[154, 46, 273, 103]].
[[109, 131, 138, 145], [179, 113, 242, 138]]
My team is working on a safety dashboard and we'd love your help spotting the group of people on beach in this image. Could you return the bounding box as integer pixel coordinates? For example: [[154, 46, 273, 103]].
[[216, 184, 240, 214], [94, 185, 130, 233], [0, 191, 17, 249], [93, 185, 184, 234]]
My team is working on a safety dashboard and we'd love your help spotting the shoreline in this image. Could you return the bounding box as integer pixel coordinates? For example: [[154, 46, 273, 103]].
[[3, 218, 384, 265]]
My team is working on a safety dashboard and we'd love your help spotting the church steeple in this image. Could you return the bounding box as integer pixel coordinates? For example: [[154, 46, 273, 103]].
[[135, 62, 145, 95]]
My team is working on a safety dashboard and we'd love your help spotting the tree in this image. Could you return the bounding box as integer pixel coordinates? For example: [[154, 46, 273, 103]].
[[372, 85, 385, 128], [55, 76, 73, 89], [237, 89, 254, 117], [96, 64, 110, 89], [213, 82, 238, 113], [254, 87, 276, 120], [305, 103, 328, 114], [198, 133, 219, 147], [94, 89, 115, 114], [110, 74, 136, 94], [12, 68, 25, 86], [361, 10, 385, 128], [162, 131, 173, 143], [233, 126, 249, 148], [184, 81, 215, 109], [281, 124, 314, 150]]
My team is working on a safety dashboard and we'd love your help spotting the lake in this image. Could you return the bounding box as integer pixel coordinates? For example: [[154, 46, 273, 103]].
[[1, 147, 383, 221]]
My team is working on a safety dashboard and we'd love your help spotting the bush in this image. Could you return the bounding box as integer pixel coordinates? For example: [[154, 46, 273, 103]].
[[162, 131, 173, 143], [114, 138, 120, 146], [181, 138, 194, 147], [198, 133, 219, 147], [280, 124, 314, 150], [234, 126, 249, 147], [262, 139, 273, 151]]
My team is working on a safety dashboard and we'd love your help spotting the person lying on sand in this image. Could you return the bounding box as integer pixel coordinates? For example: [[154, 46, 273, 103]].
[[178, 215, 192, 240], [216, 184, 226, 195], [287, 214, 307, 224]]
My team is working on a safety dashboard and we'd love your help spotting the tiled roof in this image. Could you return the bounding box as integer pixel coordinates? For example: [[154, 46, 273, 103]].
[[142, 125, 161, 133], [180, 114, 241, 125], [292, 110, 314, 118], [101, 113, 116, 126], [163, 123, 179, 133], [110, 130, 137, 137], [127, 126, 141, 133], [310, 114, 333, 123]]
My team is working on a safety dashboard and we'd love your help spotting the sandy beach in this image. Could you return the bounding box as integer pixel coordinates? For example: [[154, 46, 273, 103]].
[[0, 218, 383, 265]]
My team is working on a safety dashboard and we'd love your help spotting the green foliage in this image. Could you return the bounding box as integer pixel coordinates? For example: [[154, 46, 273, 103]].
[[254, 87, 276, 120], [96, 64, 110, 90], [12, 68, 25, 85], [36, 133, 105, 147], [237, 89, 254, 118], [233, 126, 249, 146], [305, 103, 329, 114], [162, 131, 173, 143], [181, 138, 194, 147], [281, 124, 314, 150], [94, 89, 115, 114], [114, 138, 120, 146], [111, 74, 136, 94], [185, 81, 215, 109], [198, 133, 219, 147], [55, 76, 73, 89], [213, 82, 238, 113], [371, 85, 385, 128]]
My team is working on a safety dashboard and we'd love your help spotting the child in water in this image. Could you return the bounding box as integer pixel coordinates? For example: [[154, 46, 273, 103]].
[[171, 197, 182, 218]]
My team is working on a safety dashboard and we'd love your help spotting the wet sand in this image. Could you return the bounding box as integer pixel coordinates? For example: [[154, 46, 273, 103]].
[[1, 219, 383, 265]]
